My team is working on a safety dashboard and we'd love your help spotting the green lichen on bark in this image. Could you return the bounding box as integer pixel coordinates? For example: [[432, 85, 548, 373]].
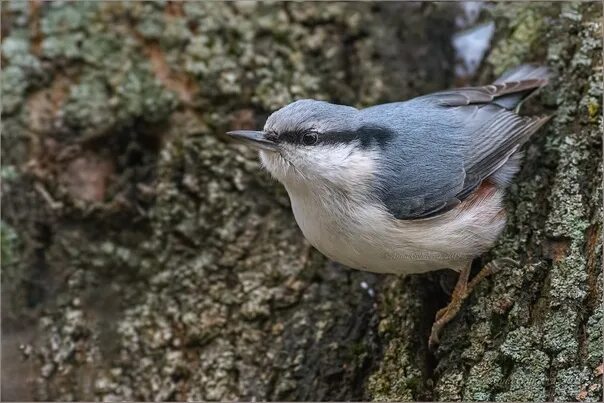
[[101, 130, 381, 401], [367, 273, 443, 401]]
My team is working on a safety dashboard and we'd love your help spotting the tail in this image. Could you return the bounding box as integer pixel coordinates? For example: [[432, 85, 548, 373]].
[[492, 64, 550, 110]]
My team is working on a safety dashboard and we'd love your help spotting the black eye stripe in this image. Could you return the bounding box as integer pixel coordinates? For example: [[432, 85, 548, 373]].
[[276, 131, 299, 143], [271, 125, 394, 148], [277, 129, 318, 145], [265, 130, 279, 141]]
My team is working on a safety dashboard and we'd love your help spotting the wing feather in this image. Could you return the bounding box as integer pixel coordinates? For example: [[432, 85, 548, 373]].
[[368, 65, 551, 220]]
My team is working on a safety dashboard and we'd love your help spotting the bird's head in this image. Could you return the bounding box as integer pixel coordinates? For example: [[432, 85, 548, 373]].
[[227, 99, 391, 192]]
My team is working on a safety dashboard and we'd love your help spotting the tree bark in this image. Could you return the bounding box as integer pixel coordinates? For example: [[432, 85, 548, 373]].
[[1, 1, 601, 401]]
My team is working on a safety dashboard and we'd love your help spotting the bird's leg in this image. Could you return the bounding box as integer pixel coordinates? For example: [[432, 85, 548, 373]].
[[432, 264, 470, 328], [429, 259, 515, 348]]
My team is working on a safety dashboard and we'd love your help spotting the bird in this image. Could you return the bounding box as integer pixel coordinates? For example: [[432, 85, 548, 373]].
[[226, 64, 550, 347]]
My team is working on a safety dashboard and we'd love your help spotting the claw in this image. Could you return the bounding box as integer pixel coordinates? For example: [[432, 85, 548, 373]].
[[428, 258, 514, 348], [428, 327, 440, 350]]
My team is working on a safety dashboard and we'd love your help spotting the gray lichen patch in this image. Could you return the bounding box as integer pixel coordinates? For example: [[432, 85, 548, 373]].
[[104, 128, 380, 401], [367, 274, 443, 401]]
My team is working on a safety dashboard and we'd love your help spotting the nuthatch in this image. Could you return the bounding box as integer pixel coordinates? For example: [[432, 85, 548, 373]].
[[227, 64, 550, 347]]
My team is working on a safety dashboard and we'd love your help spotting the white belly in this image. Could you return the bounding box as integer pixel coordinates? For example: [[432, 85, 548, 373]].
[[286, 185, 505, 275]]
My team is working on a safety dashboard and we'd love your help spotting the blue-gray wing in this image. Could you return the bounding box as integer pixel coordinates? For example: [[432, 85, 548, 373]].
[[368, 65, 550, 219]]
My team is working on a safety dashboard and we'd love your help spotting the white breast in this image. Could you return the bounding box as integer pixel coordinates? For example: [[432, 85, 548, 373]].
[[285, 182, 505, 275]]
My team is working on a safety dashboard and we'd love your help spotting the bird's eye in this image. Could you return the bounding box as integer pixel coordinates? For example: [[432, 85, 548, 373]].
[[302, 132, 318, 146]]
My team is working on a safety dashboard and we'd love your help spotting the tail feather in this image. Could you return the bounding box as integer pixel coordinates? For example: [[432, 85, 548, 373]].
[[494, 64, 550, 84], [492, 64, 550, 110]]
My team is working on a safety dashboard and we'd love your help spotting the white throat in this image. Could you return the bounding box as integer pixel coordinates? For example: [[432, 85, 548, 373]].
[[259, 142, 378, 194]]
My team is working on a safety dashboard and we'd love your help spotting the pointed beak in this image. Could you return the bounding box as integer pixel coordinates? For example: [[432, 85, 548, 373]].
[[225, 130, 278, 152]]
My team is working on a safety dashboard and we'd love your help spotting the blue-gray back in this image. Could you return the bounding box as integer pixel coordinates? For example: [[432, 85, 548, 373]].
[[362, 64, 550, 219]]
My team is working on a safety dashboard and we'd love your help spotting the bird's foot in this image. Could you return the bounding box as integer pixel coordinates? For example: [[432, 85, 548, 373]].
[[428, 258, 517, 349]]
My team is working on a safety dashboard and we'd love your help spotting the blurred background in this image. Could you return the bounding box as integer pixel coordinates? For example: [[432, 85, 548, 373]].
[[1, 1, 602, 401]]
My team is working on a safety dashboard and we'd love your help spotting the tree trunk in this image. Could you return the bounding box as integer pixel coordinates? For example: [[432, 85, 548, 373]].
[[1, 2, 601, 401]]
